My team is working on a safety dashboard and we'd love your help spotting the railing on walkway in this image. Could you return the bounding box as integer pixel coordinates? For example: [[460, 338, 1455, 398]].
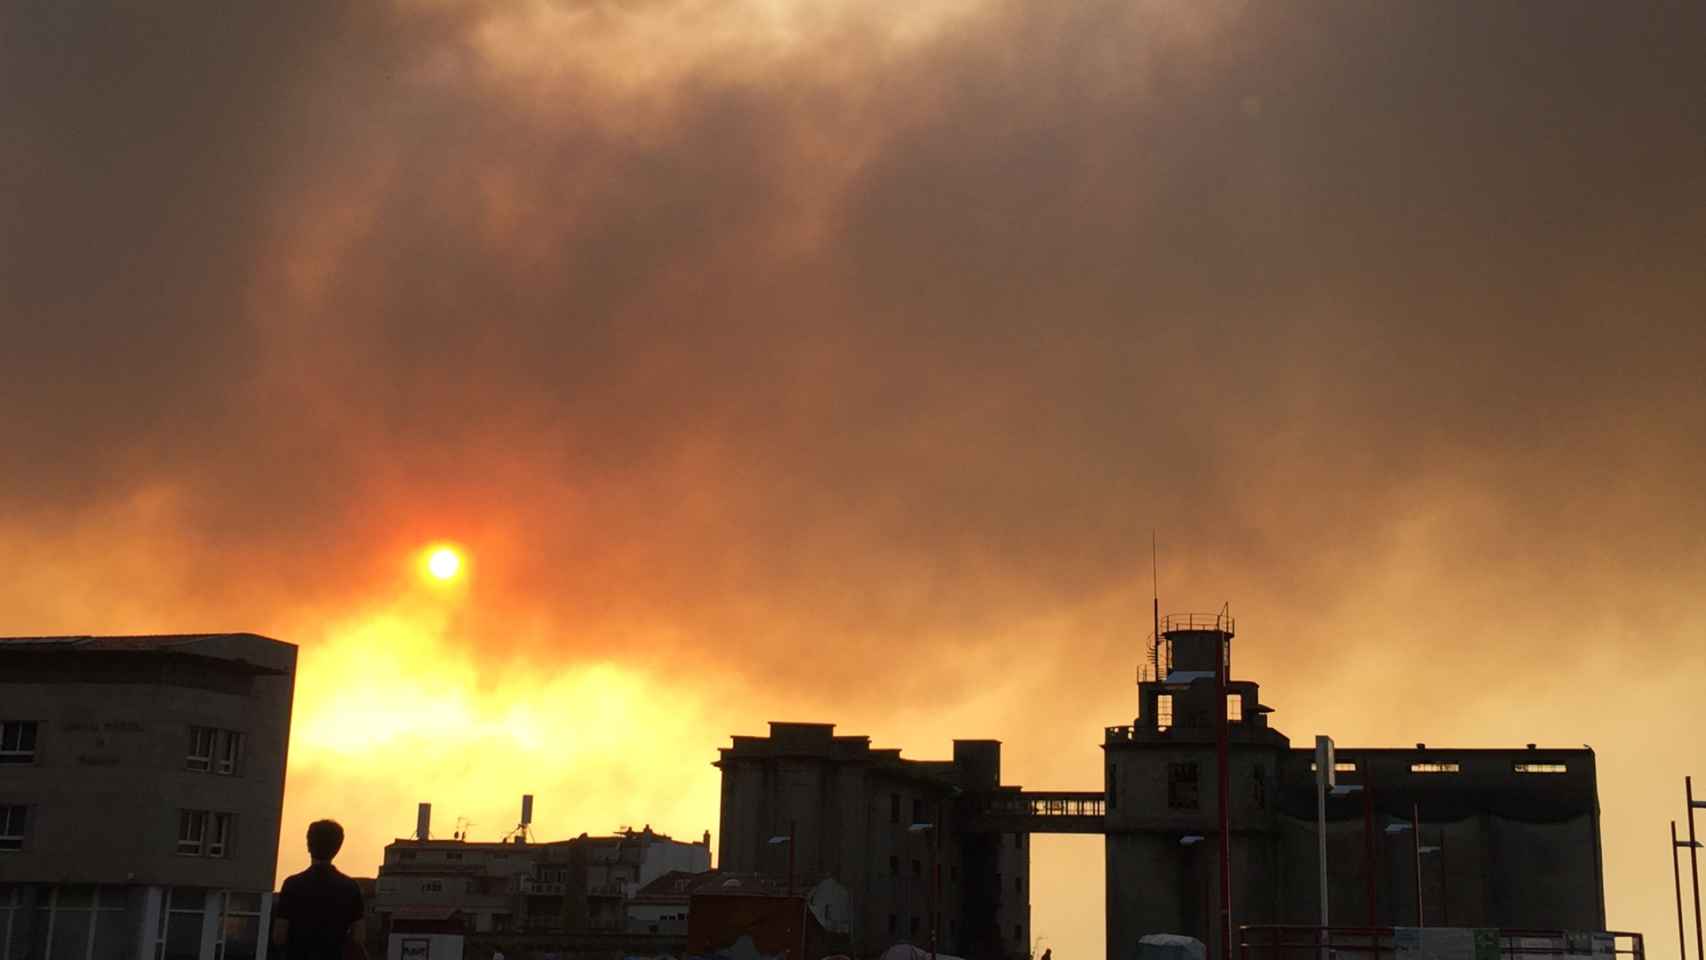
[[979, 792, 1105, 818], [966, 790, 1106, 834], [1238, 926, 1644, 960]]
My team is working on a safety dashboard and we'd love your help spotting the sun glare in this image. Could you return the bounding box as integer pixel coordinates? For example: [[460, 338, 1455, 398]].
[[426, 546, 461, 580]]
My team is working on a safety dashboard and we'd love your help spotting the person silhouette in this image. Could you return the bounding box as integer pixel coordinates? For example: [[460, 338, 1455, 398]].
[[273, 820, 367, 960]]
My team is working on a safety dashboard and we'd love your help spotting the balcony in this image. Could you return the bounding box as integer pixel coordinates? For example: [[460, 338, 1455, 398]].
[[515, 879, 566, 895]]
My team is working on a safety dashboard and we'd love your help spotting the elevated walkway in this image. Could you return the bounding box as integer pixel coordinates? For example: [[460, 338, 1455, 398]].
[[965, 790, 1105, 834]]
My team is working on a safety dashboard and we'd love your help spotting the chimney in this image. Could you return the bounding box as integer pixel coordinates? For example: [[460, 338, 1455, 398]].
[[416, 803, 431, 842]]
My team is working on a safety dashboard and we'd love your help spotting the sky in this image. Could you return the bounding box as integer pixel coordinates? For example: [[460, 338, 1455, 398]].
[[4, 1, 1705, 957]]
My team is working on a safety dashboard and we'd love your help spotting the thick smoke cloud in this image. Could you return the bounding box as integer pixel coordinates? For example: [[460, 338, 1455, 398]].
[[4, 1, 1704, 955]]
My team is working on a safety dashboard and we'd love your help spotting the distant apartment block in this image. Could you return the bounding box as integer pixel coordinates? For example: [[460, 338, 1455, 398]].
[[371, 812, 710, 939], [0, 634, 296, 960]]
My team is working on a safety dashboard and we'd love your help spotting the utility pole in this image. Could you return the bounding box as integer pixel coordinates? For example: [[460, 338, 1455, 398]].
[[1674, 821, 1689, 960], [1690, 777, 1703, 960], [1216, 626, 1232, 960]]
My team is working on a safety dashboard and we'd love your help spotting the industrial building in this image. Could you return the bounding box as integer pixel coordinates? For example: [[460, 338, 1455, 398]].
[[713, 722, 1037, 960], [711, 614, 1618, 960], [1103, 613, 1609, 960], [0, 633, 296, 960]]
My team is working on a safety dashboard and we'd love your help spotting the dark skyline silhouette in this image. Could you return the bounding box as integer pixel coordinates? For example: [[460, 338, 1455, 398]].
[[4, 3, 1704, 956]]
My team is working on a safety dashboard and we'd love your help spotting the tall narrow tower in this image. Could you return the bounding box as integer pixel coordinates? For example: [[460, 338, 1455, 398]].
[[1102, 613, 1289, 960]]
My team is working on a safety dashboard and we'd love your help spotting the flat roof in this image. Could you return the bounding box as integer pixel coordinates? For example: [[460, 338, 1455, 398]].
[[0, 633, 295, 675]]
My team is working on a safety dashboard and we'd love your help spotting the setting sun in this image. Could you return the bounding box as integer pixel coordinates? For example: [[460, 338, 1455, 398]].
[[426, 546, 461, 580]]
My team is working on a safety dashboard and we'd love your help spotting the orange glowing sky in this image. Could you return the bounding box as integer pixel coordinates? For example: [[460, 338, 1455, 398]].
[[4, 2, 1706, 958]]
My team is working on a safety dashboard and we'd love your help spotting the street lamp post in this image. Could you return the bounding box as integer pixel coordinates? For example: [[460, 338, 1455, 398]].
[[1673, 821, 1696, 960], [1689, 777, 1704, 960], [1383, 816, 1436, 928], [1411, 805, 1423, 927], [1182, 835, 1207, 946], [909, 822, 938, 960], [767, 824, 795, 896]]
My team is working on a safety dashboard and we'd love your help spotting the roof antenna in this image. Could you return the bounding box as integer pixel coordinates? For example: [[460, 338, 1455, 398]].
[[1151, 531, 1161, 683]]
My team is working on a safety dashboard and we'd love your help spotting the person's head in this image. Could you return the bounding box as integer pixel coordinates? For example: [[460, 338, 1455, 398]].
[[306, 820, 345, 862]]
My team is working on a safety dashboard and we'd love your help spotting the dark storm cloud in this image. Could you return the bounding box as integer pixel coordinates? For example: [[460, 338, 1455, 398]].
[[4, 0, 1704, 689]]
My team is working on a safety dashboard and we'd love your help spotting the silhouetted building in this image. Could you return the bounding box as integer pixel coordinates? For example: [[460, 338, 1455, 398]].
[[0, 633, 296, 960], [714, 722, 1031, 960], [372, 823, 710, 938], [1103, 615, 1607, 960]]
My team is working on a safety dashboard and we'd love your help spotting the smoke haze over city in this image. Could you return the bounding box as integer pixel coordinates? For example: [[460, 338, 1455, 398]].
[[4, 2, 1705, 956]]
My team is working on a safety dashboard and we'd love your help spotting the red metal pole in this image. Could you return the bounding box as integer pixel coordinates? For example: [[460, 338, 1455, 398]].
[[1217, 632, 1233, 960]]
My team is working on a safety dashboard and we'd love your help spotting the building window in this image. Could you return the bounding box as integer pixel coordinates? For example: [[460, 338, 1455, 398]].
[[1014, 832, 1024, 849], [888, 914, 896, 934], [911, 859, 921, 879], [1310, 761, 1359, 774], [0, 805, 27, 850], [421, 881, 443, 894], [217, 731, 244, 776], [1109, 764, 1117, 810], [890, 793, 901, 824], [187, 727, 216, 771], [159, 886, 208, 960], [399, 850, 417, 861], [1015, 876, 1023, 894], [1409, 762, 1460, 774], [218, 892, 264, 960], [25, 885, 132, 960], [1015, 924, 1023, 942], [1156, 695, 1174, 732], [889, 855, 900, 877], [446, 851, 462, 861], [0, 722, 37, 764], [175, 810, 231, 858], [1253, 764, 1267, 809], [178, 811, 208, 855], [1515, 763, 1567, 774], [910, 917, 920, 937], [1168, 762, 1200, 810], [1227, 695, 1243, 722], [206, 814, 234, 859]]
